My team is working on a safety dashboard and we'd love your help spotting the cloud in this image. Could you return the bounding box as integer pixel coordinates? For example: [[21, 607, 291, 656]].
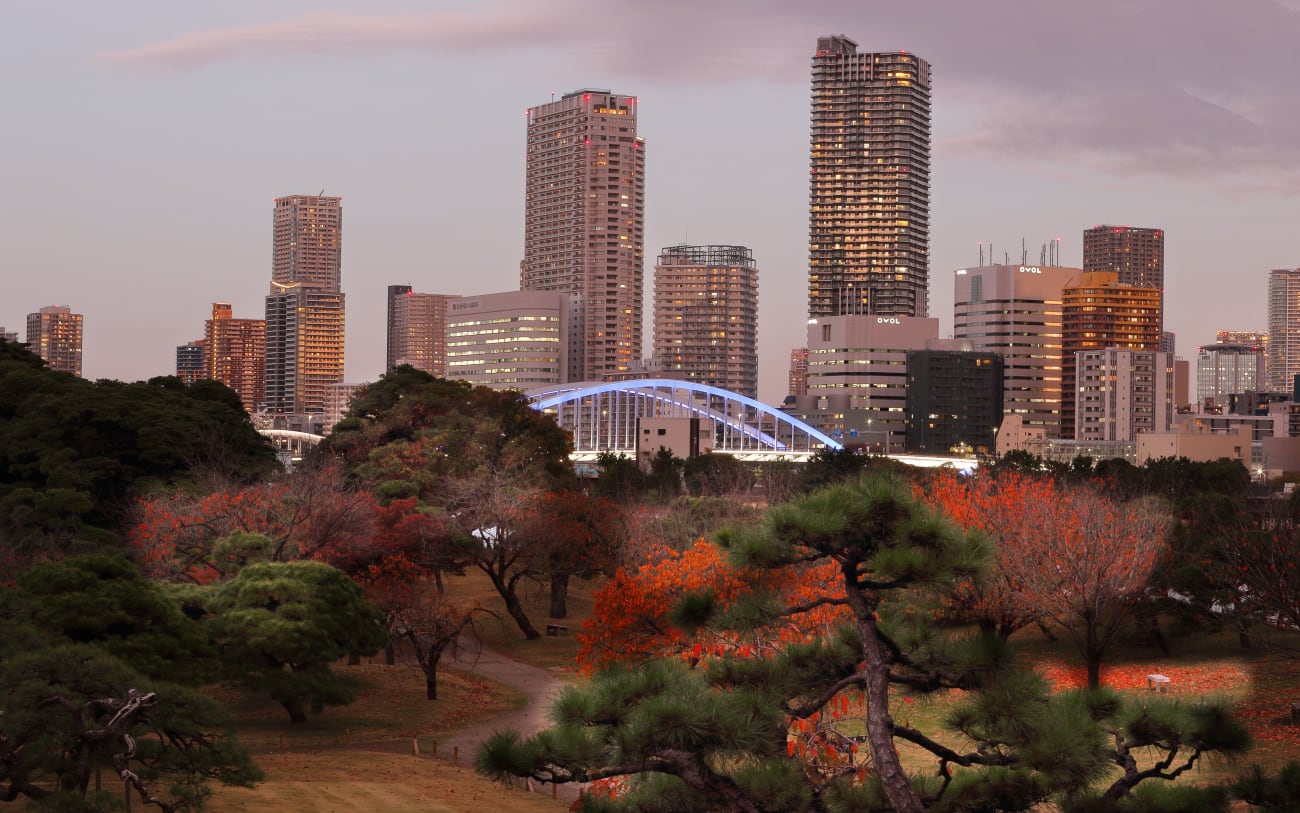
[[99, 0, 1300, 188]]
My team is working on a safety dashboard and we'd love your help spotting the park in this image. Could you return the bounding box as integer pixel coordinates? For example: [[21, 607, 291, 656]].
[[3, 340, 1300, 812]]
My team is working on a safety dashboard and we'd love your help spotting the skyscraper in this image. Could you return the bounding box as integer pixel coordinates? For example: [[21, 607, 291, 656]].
[[653, 244, 759, 398], [263, 195, 345, 416], [523, 89, 645, 382], [1061, 272, 1162, 438], [386, 285, 455, 376], [26, 305, 83, 376], [809, 36, 931, 319], [1083, 225, 1165, 340], [1267, 268, 1300, 393], [206, 303, 265, 412]]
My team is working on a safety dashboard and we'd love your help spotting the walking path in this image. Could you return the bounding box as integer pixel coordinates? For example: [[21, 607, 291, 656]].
[[440, 638, 580, 804]]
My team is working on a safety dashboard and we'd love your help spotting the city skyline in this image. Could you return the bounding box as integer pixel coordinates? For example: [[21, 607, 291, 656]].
[[4, 2, 1300, 403]]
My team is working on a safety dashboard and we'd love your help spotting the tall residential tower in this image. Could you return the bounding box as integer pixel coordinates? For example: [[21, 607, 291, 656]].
[[263, 194, 345, 416], [1267, 268, 1300, 393], [809, 36, 931, 319], [653, 244, 759, 398], [523, 89, 645, 382]]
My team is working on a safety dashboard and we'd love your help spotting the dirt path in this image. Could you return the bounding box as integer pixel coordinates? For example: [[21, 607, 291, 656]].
[[439, 639, 580, 803]]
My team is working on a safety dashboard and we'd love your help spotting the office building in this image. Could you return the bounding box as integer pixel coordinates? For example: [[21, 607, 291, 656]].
[[953, 264, 1080, 438], [652, 244, 758, 398], [205, 303, 265, 411], [1061, 272, 1161, 438], [1083, 225, 1165, 344], [1197, 344, 1266, 409], [905, 350, 1003, 454], [809, 36, 931, 319], [1075, 349, 1174, 442], [445, 290, 571, 391], [26, 305, 83, 376], [1267, 269, 1300, 393], [523, 89, 645, 382], [387, 285, 455, 376], [176, 340, 205, 384], [795, 315, 940, 449], [264, 195, 345, 417]]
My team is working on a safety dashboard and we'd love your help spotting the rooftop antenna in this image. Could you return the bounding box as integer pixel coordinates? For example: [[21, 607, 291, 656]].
[[1021, 238, 1027, 265], [1040, 243, 1047, 265], [978, 240, 984, 266], [319, 188, 325, 196]]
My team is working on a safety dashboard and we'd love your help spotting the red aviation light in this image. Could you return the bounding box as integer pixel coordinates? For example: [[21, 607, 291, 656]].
[[583, 93, 591, 102]]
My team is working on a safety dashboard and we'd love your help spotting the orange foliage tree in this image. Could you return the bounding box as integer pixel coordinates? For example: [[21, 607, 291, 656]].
[[927, 471, 1171, 688]]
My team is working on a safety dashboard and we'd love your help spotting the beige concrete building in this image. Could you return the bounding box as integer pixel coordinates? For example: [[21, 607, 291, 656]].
[[810, 36, 931, 319], [636, 416, 714, 465], [26, 305, 82, 377], [523, 89, 645, 382], [1074, 348, 1173, 442], [1137, 424, 1250, 468], [446, 290, 571, 391], [954, 264, 1080, 438], [386, 285, 455, 376], [797, 315, 940, 448], [653, 244, 758, 398]]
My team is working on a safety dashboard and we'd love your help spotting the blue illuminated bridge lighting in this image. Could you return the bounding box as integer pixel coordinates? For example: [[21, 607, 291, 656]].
[[526, 378, 843, 462]]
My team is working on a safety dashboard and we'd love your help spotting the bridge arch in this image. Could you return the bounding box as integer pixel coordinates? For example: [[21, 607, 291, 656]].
[[527, 379, 842, 462]]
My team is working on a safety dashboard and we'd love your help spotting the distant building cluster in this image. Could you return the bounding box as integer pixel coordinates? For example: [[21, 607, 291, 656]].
[[13, 34, 1300, 472]]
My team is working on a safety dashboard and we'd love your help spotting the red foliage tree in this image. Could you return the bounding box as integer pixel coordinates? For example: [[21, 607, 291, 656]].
[[928, 471, 1170, 688], [130, 462, 379, 582]]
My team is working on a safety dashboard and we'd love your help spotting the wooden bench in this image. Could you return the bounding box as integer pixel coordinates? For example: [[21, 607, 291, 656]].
[[1146, 674, 1171, 692], [546, 623, 569, 636]]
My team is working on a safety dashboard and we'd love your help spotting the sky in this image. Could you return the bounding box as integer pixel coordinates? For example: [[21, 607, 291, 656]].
[[4, 0, 1300, 404]]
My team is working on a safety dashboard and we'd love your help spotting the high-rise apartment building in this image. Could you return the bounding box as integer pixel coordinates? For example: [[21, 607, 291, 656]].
[[953, 264, 1080, 438], [1083, 225, 1165, 342], [652, 244, 759, 398], [26, 305, 83, 376], [809, 36, 931, 319], [1267, 269, 1300, 393], [205, 303, 265, 411], [176, 340, 205, 384], [264, 195, 345, 416], [1061, 272, 1162, 438], [523, 89, 645, 382], [386, 285, 455, 376]]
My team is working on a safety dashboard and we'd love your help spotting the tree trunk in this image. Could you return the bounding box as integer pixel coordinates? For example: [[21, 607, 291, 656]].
[[347, 653, 361, 666], [385, 641, 396, 665], [550, 571, 570, 619], [281, 697, 308, 724], [840, 560, 925, 813], [433, 569, 445, 595], [481, 566, 541, 639]]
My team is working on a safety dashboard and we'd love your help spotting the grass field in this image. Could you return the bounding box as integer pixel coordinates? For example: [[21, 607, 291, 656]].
[[201, 570, 602, 813], [200, 570, 1300, 811]]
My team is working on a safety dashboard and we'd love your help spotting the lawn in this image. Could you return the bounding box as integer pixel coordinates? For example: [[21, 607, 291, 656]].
[[203, 663, 567, 812]]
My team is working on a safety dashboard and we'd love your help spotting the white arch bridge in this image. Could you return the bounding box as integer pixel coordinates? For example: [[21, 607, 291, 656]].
[[527, 379, 842, 462]]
